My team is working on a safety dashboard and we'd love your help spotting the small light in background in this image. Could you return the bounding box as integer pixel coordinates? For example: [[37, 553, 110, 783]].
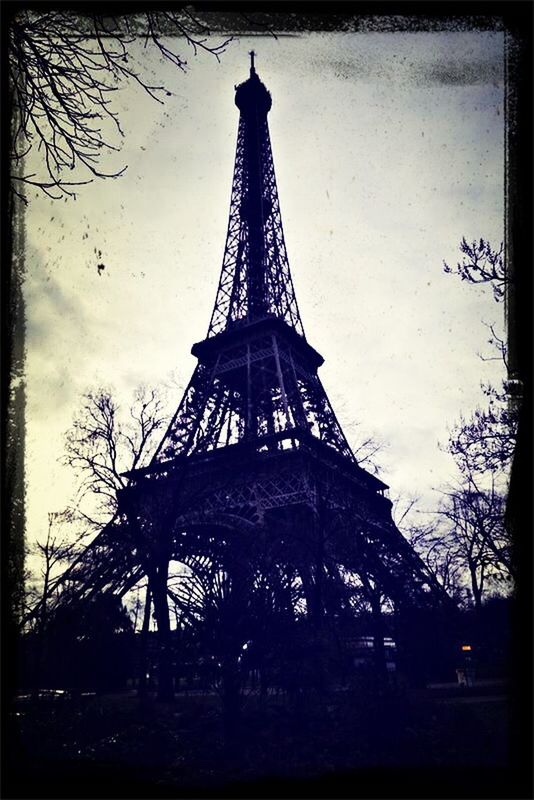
[[461, 645, 472, 652]]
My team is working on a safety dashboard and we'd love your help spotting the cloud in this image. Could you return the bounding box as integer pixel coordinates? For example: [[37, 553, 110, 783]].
[[24, 247, 87, 346], [415, 58, 503, 86], [309, 32, 503, 88], [23, 246, 92, 416]]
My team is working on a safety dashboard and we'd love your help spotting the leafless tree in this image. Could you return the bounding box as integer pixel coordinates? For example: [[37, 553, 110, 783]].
[[401, 486, 511, 611], [478, 321, 508, 369], [63, 385, 168, 525], [9, 9, 233, 202], [435, 381, 516, 606], [436, 484, 512, 612], [440, 236, 517, 606], [393, 496, 465, 602], [444, 300, 516, 484], [23, 506, 102, 630], [447, 384, 518, 479], [332, 397, 385, 475], [443, 238, 505, 302], [22, 386, 167, 633], [394, 484, 509, 608]]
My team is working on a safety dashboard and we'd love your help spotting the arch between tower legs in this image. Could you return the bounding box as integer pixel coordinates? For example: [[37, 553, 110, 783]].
[[119, 453, 449, 700], [119, 460, 322, 698]]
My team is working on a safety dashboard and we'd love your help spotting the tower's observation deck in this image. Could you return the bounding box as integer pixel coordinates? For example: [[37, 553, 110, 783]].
[[235, 60, 272, 116]]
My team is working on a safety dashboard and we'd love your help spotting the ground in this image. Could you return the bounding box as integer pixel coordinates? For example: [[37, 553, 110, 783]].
[[5, 682, 514, 798]]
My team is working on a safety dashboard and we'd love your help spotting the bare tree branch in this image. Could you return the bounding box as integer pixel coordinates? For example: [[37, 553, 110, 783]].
[[62, 385, 169, 524], [447, 384, 517, 478], [443, 238, 506, 302], [9, 10, 233, 202]]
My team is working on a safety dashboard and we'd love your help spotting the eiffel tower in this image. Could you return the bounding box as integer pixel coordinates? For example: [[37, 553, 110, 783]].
[[54, 55, 453, 700]]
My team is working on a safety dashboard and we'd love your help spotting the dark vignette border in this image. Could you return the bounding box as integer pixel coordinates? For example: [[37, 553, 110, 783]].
[[1, 2, 532, 798]]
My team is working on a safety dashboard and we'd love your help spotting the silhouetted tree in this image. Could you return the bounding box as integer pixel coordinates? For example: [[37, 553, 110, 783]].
[[444, 339, 516, 594], [443, 238, 505, 302], [22, 386, 168, 635], [443, 237, 517, 474], [395, 497, 465, 603], [448, 383, 517, 480], [40, 590, 134, 690], [402, 488, 512, 612], [63, 385, 168, 525], [439, 236, 516, 604], [24, 510, 85, 634], [9, 9, 233, 201], [437, 485, 512, 612], [167, 539, 305, 724]]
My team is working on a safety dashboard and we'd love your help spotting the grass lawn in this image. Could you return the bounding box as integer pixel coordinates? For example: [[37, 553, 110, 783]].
[[5, 685, 513, 798]]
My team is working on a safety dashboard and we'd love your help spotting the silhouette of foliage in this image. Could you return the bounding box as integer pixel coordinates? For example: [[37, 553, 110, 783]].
[[436, 485, 512, 610], [404, 486, 512, 611], [63, 386, 168, 524], [437, 234, 515, 606], [443, 238, 505, 302], [35, 590, 134, 689], [24, 510, 87, 633], [395, 499, 465, 603], [9, 9, 232, 201], [448, 384, 518, 478]]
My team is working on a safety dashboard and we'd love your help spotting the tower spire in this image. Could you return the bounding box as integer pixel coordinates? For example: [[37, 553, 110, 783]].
[[207, 59, 303, 338]]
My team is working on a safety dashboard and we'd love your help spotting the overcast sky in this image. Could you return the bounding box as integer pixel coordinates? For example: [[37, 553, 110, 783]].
[[22, 29, 505, 546]]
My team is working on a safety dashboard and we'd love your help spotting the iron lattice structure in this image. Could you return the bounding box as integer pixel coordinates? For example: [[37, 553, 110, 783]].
[[48, 58, 454, 698], [152, 63, 353, 464], [207, 62, 303, 338]]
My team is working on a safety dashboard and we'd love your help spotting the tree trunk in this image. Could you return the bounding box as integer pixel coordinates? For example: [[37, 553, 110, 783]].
[[370, 593, 388, 688], [150, 561, 174, 702], [137, 583, 152, 699], [220, 656, 247, 753], [469, 565, 483, 614], [221, 661, 241, 744]]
